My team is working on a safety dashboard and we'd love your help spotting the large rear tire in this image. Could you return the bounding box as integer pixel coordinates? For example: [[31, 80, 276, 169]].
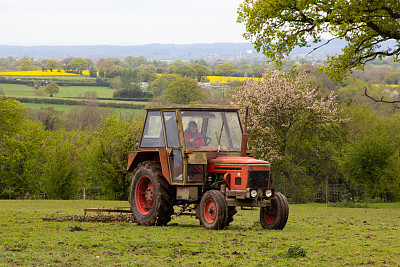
[[129, 161, 175, 226], [199, 190, 228, 230], [260, 192, 289, 230]]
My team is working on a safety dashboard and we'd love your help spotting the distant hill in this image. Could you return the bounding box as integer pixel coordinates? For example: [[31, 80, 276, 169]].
[[0, 40, 349, 61]]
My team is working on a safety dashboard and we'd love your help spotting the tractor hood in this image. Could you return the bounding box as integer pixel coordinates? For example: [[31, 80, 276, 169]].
[[208, 157, 270, 166]]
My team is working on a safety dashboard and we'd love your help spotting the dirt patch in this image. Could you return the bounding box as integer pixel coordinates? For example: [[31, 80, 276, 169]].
[[42, 214, 136, 223]]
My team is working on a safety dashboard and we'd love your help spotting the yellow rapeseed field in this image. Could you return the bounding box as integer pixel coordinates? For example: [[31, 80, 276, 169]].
[[206, 76, 246, 83], [0, 70, 90, 76], [206, 76, 260, 83]]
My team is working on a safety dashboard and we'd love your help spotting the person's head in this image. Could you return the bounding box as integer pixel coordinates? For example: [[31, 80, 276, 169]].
[[188, 121, 197, 133]]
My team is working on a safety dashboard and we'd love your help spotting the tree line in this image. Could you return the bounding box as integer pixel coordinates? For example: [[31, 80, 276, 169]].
[[0, 96, 142, 200], [2, 66, 400, 202], [2, 53, 400, 201]]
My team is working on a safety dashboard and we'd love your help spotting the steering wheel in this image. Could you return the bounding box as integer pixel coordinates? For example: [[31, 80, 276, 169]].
[[192, 136, 212, 148]]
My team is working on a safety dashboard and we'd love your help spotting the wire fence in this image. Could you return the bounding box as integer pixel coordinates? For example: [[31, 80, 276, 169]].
[[307, 184, 349, 203], [77, 184, 355, 203]]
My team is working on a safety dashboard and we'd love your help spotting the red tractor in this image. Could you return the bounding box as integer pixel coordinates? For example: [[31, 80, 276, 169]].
[[126, 105, 289, 230]]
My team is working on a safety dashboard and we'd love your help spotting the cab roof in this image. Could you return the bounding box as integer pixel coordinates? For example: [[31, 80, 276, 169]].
[[145, 104, 240, 111]]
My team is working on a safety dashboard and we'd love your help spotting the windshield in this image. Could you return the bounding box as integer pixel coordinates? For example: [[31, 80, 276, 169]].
[[181, 110, 243, 152]]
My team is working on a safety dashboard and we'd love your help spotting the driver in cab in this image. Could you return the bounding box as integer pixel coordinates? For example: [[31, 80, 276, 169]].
[[184, 121, 204, 150]]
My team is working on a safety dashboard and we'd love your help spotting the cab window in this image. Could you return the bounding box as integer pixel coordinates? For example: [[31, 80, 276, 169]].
[[140, 111, 165, 147]]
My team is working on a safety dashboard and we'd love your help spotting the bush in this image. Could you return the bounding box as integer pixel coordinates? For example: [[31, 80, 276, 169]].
[[113, 88, 144, 99], [34, 90, 46, 97], [96, 77, 110, 86]]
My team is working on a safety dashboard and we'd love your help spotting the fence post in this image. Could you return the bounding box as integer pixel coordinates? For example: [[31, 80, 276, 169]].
[[325, 177, 329, 203]]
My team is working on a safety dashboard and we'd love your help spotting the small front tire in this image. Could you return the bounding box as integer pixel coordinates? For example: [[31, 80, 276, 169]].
[[260, 192, 289, 230], [199, 190, 227, 230]]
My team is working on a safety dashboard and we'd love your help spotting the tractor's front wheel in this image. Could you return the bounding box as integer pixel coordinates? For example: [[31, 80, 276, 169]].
[[199, 190, 227, 230], [129, 161, 175, 226], [260, 192, 289, 230]]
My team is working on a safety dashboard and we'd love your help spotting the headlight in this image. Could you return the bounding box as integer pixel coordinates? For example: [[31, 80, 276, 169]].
[[250, 190, 257, 198], [265, 190, 272, 197]]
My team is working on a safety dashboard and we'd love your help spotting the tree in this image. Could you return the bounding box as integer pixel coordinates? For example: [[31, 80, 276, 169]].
[[338, 106, 400, 201], [44, 82, 59, 97], [85, 115, 142, 200], [384, 72, 399, 85], [136, 64, 157, 82], [124, 56, 148, 68], [30, 107, 64, 131], [15, 57, 39, 71], [0, 97, 27, 137], [193, 64, 212, 82], [166, 77, 208, 104], [174, 65, 197, 79], [41, 130, 88, 199], [89, 66, 98, 77], [97, 60, 119, 78], [215, 63, 237, 76], [151, 74, 180, 97], [0, 98, 47, 199], [238, 0, 400, 81], [45, 59, 60, 72], [230, 71, 344, 201], [67, 57, 88, 75]]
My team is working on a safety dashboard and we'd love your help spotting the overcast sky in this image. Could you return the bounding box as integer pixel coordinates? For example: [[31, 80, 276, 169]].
[[0, 0, 248, 46]]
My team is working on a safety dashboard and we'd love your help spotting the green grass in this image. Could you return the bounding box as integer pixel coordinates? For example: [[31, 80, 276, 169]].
[[23, 102, 76, 112], [1, 201, 399, 266], [1, 83, 114, 98], [22, 103, 144, 115], [1, 82, 147, 113], [0, 83, 36, 97], [56, 86, 114, 98]]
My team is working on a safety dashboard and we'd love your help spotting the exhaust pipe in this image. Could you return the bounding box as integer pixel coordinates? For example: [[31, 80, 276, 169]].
[[240, 107, 248, 157]]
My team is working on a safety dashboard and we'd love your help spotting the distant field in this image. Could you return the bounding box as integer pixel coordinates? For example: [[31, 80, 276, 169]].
[[0, 70, 90, 76], [23, 103, 76, 112], [56, 86, 114, 98], [1, 83, 114, 98], [0, 201, 399, 266], [23, 103, 144, 116], [0, 83, 36, 97]]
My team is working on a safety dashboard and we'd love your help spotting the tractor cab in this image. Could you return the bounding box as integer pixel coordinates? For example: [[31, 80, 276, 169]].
[[128, 106, 245, 185]]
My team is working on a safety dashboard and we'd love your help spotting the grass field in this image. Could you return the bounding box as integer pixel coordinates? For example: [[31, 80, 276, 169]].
[[1, 201, 399, 266], [22, 103, 144, 116], [1, 83, 114, 98], [1, 83, 146, 115]]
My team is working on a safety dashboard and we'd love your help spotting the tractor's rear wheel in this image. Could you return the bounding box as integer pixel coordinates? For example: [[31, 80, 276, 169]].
[[129, 161, 175, 226], [199, 190, 227, 230], [260, 192, 289, 230]]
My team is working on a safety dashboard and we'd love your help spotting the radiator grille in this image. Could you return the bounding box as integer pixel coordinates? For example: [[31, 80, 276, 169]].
[[248, 170, 269, 188]]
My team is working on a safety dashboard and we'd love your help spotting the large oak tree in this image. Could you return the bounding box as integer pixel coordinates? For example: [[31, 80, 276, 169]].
[[238, 0, 400, 81]]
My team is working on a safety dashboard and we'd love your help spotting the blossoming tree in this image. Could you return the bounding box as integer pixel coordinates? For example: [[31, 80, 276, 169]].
[[231, 71, 343, 200]]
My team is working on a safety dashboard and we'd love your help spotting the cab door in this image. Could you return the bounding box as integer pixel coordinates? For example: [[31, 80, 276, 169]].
[[162, 111, 183, 182]]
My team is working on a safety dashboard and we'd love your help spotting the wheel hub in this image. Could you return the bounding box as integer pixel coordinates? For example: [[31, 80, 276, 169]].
[[208, 207, 215, 215], [135, 175, 155, 215], [145, 188, 153, 202]]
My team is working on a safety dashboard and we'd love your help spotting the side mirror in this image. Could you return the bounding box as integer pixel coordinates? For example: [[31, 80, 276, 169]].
[[134, 142, 139, 150]]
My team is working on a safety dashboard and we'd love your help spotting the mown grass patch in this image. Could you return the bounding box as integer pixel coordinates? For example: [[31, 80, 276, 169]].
[[0, 83, 36, 97], [1, 200, 399, 266], [55, 85, 114, 98], [23, 102, 144, 115], [0, 83, 114, 98]]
